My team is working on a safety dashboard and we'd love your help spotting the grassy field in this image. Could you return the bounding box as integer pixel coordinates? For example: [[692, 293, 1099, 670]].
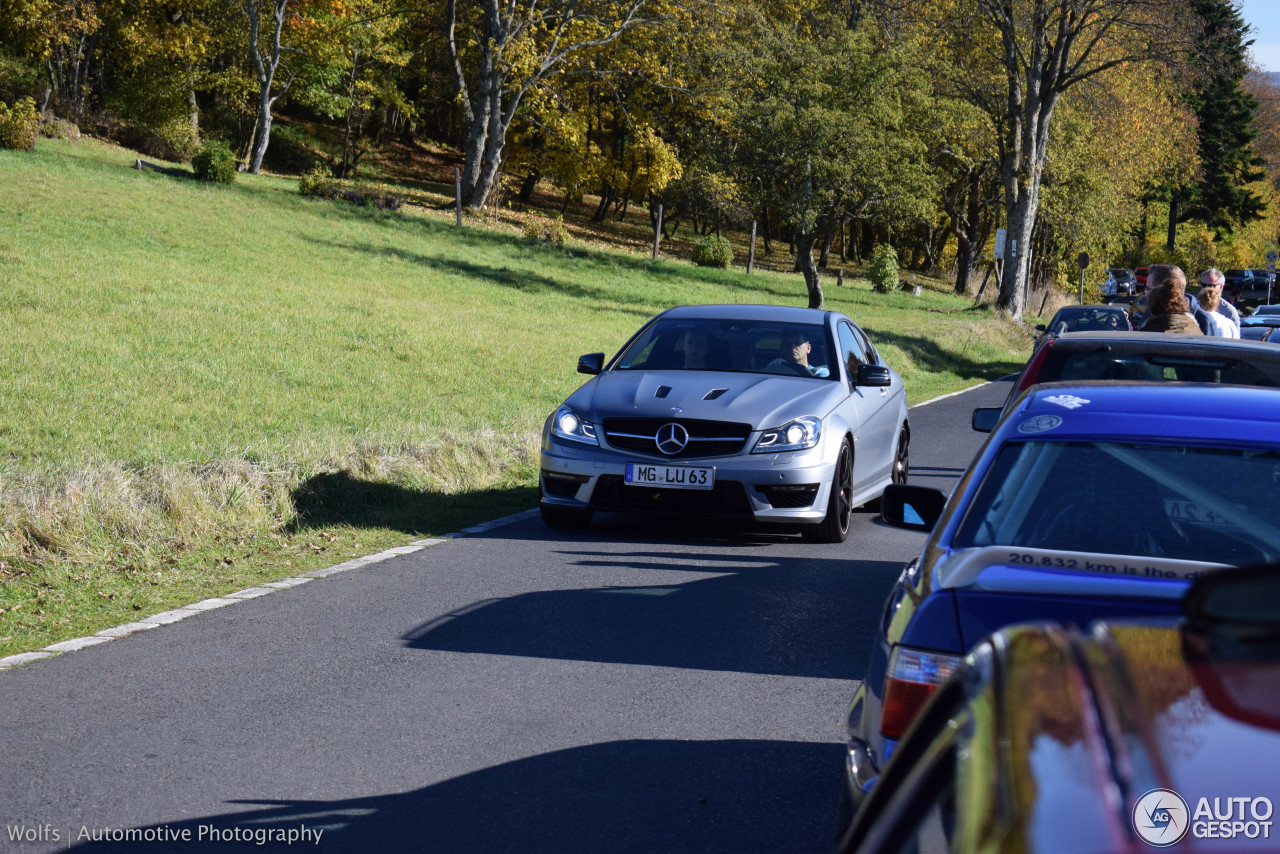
[[0, 137, 1032, 657]]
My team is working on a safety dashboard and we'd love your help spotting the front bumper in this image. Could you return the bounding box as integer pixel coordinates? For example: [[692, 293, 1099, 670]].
[[539, 433, 837, 523]]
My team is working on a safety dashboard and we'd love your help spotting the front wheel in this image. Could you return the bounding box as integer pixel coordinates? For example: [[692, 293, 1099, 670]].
[[891, 424, 910, 485], [803, 440, 853, 543]]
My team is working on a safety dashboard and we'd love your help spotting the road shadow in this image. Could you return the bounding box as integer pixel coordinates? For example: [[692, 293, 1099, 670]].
[[403, 552, 903, 680], [287, 470, 536, 536], [67, 739, 842, 853]]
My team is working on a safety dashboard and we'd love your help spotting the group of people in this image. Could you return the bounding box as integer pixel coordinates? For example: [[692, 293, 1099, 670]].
[[1141, 265, 1242, 337]]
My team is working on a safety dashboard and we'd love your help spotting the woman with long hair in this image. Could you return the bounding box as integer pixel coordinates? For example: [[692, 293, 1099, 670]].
[[1140, 265, 1203, 335]]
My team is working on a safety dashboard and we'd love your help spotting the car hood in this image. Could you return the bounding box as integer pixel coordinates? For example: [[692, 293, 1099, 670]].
[[565, 369, 844, 428]]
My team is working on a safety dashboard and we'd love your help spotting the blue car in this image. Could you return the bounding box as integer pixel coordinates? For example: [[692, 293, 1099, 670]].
[[839, 381, 1280, 821]]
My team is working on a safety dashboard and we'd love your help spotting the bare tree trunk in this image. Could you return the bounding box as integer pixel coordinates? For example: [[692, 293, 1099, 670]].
[[245, 0, 295, 174], [796, 232, 824, 309]]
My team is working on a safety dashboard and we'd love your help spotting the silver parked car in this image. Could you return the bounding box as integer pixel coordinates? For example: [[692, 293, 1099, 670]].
[[539, 305, 910, 542]]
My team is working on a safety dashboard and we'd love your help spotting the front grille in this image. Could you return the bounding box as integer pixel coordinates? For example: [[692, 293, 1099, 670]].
[[758, 484, 820, 509], [602, 417, 751, 459], [590, 475, 752, 516]]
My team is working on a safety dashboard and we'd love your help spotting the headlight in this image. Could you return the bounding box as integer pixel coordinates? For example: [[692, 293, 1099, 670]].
[[752, 416, 821, 453], [550, 405, 598, 446]]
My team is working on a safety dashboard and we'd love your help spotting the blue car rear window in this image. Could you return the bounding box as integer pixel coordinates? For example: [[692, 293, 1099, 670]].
[[953, 440, 1280, 566]]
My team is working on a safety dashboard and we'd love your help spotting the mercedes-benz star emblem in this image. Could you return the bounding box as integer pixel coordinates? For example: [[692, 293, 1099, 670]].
[[655, 423, 689, 455]]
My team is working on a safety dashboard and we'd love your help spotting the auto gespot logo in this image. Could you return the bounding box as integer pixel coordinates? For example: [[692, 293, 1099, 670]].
[[1133, 789, 1274, 846]]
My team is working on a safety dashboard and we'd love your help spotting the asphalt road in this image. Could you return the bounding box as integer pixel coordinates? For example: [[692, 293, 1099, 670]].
[[0, 379, 1010, 854]]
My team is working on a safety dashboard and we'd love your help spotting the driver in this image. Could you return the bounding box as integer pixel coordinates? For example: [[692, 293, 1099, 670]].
[[769, 330, 829, 377]]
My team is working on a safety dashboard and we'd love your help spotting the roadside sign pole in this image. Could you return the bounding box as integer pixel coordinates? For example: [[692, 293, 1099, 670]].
[[1267, 250, 1278, 305], [1076, 252, 1090, 306]]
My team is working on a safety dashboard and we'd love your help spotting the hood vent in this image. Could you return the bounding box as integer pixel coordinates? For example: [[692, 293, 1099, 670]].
[[703, 388, 729, 401], [654, 386, 672, 399]]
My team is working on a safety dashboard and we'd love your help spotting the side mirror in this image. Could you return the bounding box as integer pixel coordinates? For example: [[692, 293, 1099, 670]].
[[855, 363, 892, 387], [971, 407, 1001, 433], [577, 352, 605, 375], [879, 484, 947, 532], [1182, 565, 1280, 635]]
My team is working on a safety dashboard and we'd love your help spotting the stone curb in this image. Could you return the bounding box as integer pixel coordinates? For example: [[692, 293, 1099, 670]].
[[0, 509, 540, 673]]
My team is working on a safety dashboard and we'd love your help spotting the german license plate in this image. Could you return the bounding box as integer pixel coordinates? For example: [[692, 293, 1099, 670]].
[[624, 463, 714, 490]]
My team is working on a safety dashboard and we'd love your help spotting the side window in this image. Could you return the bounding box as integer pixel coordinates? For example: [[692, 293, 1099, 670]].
[[838, 322, 868, 376], [853, 324, 879, 365]]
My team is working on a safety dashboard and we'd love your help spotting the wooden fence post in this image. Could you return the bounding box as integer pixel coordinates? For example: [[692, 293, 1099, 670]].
[[652, 204, 664, 259], [747, 220, 757, 273], [454, 168, 463, 227]]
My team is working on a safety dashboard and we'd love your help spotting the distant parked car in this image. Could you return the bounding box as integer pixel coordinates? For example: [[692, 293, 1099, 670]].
[[1032, 305, 1130, 349], [1135, 265, 1150, 289], [835, 565, 1280, 854], [1250, 268, 1275, 292], [1107, 267, 1136, 297], [1225, 269, 1255, 291]]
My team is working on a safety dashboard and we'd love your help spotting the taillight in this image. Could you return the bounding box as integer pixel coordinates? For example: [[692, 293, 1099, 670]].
[[880, 646, 963, 739], [1016, 338, 1054, 395]]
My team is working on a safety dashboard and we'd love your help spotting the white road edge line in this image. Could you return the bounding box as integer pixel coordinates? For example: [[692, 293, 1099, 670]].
[[0, 509, 541, 673], [911, 381, 993, 409]]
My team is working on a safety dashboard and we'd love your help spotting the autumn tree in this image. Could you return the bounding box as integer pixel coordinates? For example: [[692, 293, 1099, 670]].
[[1034, 69, 1196, 290], [893, 0, 1198, 319], [0, 0, 102, 117], [1243, 70, 1280, 188], [444, 0, 692, 209], [1171, 0, 1265, 239], [733, 9, 932, 308], [293, 0, 412, 177]]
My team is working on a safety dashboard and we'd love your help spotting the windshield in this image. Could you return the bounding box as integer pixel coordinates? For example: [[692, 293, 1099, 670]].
[[1048, 308, 1128, 332], [953, 440, 1280, 565], [613, 319, 835, 379]]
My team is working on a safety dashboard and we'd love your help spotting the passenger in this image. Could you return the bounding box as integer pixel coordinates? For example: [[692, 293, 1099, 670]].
[[769, 330, 830, 377], [1199, 269, 1242, 329], [1140, 265, 1203, 335]]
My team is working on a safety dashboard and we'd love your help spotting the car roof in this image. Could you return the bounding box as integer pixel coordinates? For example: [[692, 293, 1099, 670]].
[[659, 304, 835, 324], [1004, 381, 1280, 443], [1040, 330, 1277, 351]]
